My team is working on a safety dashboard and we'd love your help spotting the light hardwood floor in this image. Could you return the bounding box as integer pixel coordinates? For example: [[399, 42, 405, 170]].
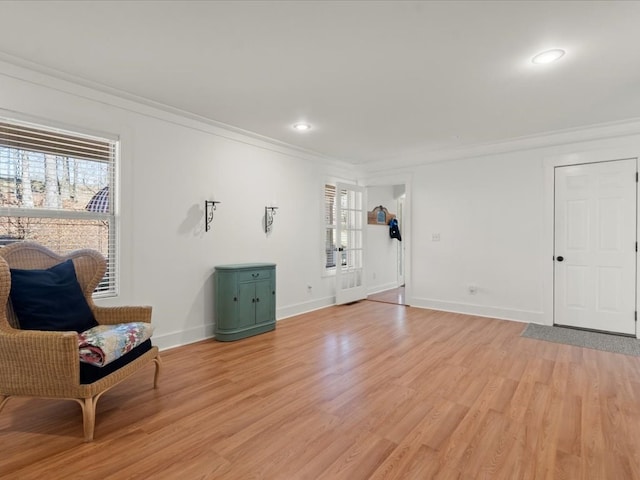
[[1, 301, 640, 479]]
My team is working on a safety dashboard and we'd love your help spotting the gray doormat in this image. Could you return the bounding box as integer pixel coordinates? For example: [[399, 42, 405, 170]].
[[521, 323, 640, 356]]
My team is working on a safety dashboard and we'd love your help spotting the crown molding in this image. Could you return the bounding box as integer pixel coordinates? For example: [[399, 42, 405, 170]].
[[4, 51, 639, 178], [363, 117, 640, 174], [0, 53, 356, 173]]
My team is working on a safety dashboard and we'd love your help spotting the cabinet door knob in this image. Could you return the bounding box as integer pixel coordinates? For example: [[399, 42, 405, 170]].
[[233, 297, 237, 301], [252, 298, 255, 303], [256, 298, 260, 302]]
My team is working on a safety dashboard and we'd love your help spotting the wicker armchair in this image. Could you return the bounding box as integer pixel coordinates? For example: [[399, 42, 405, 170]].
[[0, 242, 161, 441]]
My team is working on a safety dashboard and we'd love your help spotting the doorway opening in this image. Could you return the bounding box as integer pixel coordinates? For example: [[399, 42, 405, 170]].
[[365, 184, 407, 306], [367, 286, 406, 305]]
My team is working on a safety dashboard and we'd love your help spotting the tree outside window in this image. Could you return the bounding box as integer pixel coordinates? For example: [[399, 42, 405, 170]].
[[0, 120, 117, 295]]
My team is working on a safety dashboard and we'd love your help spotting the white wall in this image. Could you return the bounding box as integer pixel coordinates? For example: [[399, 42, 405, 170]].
[[410, 150, 545, 321], [4, 59, 640, 346], [407, 134, 640, 325], [365, 185, 401, 294], [0, 61, 357, 349]]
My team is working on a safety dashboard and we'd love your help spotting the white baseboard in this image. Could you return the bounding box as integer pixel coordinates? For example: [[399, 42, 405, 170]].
[[277, 296, 335, 320], [408, 297, 546, 324], [367, 282, 399, 296], [154, 297, 547, 351], [154, 324, 215, 351], [156, 297, 337, 350]]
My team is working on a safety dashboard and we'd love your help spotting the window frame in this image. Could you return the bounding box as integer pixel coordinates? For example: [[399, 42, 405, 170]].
[[324, 183, 338, 272], [0, 117, 119, 297], [324, 182, 354, 275]]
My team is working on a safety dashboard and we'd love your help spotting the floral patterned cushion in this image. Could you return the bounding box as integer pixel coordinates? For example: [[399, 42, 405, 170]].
[[78, 322, 154, 367]]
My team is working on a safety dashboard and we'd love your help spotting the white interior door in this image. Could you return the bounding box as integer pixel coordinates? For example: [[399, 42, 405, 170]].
[[554, 159, 637, 335], [335, 183, 367, 304]]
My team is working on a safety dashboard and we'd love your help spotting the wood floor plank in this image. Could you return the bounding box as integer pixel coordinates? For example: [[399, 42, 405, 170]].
[[1, 301, 640, 479]]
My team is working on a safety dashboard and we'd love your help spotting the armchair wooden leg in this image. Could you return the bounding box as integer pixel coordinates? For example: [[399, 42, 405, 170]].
[[80, 397, 96, 442], [153, 356, 162, 389], [0, 395, 10, 414]]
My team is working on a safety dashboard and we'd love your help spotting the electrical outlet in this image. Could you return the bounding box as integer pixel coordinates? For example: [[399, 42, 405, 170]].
[[432, 233, 441, 241], [468, 284, 477, 295]]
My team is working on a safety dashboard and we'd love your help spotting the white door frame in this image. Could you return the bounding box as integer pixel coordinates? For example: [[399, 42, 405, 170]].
[[554, 159, 636, 334], [397, 194, 406, 287], [335, 183, 367, 304], [543, 148, 640, 338], [359, 172, 413, 306]]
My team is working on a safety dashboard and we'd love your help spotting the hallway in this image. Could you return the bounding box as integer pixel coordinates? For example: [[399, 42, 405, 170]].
[[367, 286, 405, 305]]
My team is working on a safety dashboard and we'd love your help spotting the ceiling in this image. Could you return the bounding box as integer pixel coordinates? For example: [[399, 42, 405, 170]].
[[1, 1, 640, 165]]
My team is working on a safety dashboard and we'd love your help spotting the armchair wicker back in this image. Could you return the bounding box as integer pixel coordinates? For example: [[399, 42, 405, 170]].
[[0, 242, 161, 441]]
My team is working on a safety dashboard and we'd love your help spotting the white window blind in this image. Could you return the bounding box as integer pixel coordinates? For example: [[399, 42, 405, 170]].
[[0, 119, 117, 295], [325, 184, 344, 269]]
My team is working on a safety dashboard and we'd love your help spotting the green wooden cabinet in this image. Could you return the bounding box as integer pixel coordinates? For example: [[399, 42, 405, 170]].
[[214, 263, 276, 341]]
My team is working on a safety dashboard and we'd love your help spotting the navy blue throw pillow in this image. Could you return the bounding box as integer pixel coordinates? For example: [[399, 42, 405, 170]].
[[10, 259, 98, 332]]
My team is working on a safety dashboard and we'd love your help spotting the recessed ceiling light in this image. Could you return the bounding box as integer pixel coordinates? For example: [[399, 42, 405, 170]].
[[532, 49, 566, 64], [293, 123, 311, 131]]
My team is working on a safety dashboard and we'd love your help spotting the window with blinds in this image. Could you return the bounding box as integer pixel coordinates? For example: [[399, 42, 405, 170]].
[[0, 119, 117, 296], [325, 184, 336, 268], [324, 183, 349, 270]]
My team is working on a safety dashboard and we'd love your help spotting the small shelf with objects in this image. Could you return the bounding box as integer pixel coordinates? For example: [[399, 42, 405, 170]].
[[367, 205, 396, 225], [368, 205, 401, 240]]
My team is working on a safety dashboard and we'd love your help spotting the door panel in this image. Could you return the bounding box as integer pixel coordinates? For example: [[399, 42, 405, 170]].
[[597, 267, 621, 311], [565, 265, 587, 308], [554, 159, 637, 335], [238, 283, 256, 328], [215, 271, 238, 330], [254, 279, 273, 324], [335, 183, 367, 304], [566, 200, 588, 249]]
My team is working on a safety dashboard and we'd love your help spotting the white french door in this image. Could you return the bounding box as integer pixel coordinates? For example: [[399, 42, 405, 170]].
[[335, 183, 367, 304], [554, 159, 637, 335]]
